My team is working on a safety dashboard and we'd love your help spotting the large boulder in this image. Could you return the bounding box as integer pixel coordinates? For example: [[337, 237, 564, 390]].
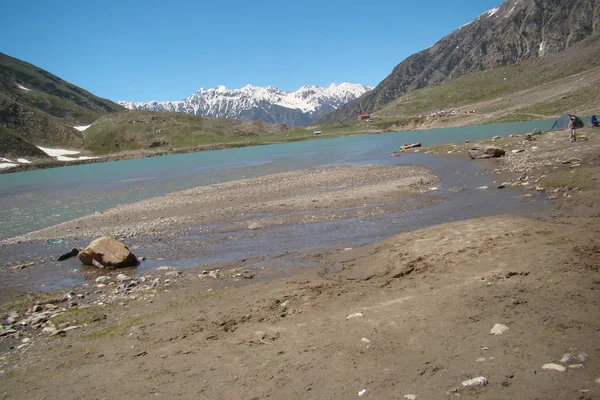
[[78, 236, 138, 269], [468, 144, 506, 159]]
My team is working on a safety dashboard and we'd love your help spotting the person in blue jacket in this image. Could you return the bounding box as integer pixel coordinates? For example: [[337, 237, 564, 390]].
[[591, 115, 598, 127]]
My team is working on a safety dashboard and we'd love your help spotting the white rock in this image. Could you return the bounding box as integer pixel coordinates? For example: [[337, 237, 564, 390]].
[[560, 353, 575, 364], [476, 357, 486, 362], [595, 377, 600, 384], [346, 312, 364, 320], [542, 363, 566, 372], [117, 274, 131, 282], [95, 276, 111, 284], [569, 364, 584, 369], [578, 353, 588, 362], [476, 186, 489, 190], [490, 323, 509, 335], [512, 149, 525, 153], [208, 271, 218, 279], [358, 389, 367, 396], [461, 377, 488, 388], [361, 338, 371, 343], [404, 395, 417, 400]]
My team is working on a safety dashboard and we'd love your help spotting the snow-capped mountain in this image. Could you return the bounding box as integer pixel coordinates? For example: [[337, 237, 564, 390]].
[[118, 83, 372, 126]]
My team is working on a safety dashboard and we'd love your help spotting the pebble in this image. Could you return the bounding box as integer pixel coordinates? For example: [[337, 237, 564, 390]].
[[404, 395, 417, 400], [561, 353, 575, 363], [476, 357, 486, 362], [595, 377, 600, 384], [461, 376, 488, 388], [490, 323, 509, 335], [476, 186, 489, 190], [569, 364, 584, 369], [542, 363, 566, 372], [346, 312, 364, 320], [208, 271, 218, 279], [361, 338, 371, 343], [95, 276, 111, 284], [117, 274, 131, 282], [358, 389, 367, 396]]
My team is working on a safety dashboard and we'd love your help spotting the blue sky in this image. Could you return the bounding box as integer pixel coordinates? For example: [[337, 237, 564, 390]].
[[1, 0, 502, 102]]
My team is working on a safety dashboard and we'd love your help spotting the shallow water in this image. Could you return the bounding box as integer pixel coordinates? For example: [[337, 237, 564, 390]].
[[0, 119, 553, 240], [0, 120, 555, 299]]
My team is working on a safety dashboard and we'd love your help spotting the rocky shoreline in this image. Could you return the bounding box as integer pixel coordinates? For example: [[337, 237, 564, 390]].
[[1, 129, 599, 399]]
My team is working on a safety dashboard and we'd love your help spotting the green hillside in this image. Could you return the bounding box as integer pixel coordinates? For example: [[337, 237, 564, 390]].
[[0, 52, 125, 149], [83, 111, 296, 154], [375, 35, 600, 126]]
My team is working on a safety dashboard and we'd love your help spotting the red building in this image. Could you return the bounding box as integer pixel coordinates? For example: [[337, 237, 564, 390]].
[[358, 113, 371, 120]]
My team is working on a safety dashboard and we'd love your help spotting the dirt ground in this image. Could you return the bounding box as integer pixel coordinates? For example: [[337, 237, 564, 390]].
[[0, 128, 599, 399]]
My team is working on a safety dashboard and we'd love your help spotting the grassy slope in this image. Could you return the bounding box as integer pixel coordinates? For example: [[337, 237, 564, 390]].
[[84, 110, 397, 154], [0, 125, 48, 159], [0, 52, 125, 148], [374, 35, 600, 126]]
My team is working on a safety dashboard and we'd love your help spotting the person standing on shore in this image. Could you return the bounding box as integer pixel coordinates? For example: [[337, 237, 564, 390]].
[[568, 115, 577, 142]]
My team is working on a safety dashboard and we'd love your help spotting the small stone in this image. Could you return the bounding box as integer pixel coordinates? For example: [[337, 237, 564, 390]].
[[358, 389, 367, 396], [165, 271, 181, 277], [95, 276, 111, 284], [5, 311, 19, 324], [241, 270, 255, 279], [346, 312, 364, 320], [512, 149, 524, 153], [595, 377, 600, 384], [577, 353, 588, 362], [117, 274, 131, 282], [476, 358, 486, 362], [490, 323, 509, 335], [208, 271, 218, 279], [361, 338, 371, 343], [461, 377, 488, 388], [542, 363, 566, 372], [476, 186, 489, 190], [560, 353, 575, 364], [404, 395, 417, 400], [569, 364, 584, 369]]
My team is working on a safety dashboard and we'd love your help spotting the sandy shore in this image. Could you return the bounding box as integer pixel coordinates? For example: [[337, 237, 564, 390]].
[[1, 130, 600, 399], [4, 164, 440, 243]]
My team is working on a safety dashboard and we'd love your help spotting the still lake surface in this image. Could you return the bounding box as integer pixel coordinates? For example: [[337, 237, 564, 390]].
[[0, 120, 554, 241]]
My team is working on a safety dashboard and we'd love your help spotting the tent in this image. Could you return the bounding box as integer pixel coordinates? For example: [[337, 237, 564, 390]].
[[551, 114, 584, 130]]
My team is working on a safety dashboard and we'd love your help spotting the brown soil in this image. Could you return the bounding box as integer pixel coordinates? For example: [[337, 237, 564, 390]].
[[1, 130, 600, 399]]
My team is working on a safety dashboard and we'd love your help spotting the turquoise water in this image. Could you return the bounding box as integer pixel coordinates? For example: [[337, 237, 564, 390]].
[[0, 119, 554, 240]]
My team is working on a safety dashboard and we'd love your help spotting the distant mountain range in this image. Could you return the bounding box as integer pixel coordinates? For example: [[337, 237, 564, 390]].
[[319, 0, 600, 123], [118, 83, 372, 126]]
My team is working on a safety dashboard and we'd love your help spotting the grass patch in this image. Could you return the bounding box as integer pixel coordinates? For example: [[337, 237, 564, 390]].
[[50, 306, 107, 328], [86, 315, 145, 339], [538, 168, 595, 191]]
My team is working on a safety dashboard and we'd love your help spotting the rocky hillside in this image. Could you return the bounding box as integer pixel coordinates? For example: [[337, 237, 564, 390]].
[[320, 0, 600, 123], [119, 83, 372, 126], [0, 52, 124, 152]]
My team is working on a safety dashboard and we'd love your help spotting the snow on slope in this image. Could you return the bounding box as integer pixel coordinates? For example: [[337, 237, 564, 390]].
[[119, 82, 372, 125]]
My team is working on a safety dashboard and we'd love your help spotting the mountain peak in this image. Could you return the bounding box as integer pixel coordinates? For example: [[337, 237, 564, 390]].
[[119, 83, 372, 126]]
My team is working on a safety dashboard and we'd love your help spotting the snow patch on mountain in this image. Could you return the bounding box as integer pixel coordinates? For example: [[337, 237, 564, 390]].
[[119, 83, 372, 126]]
